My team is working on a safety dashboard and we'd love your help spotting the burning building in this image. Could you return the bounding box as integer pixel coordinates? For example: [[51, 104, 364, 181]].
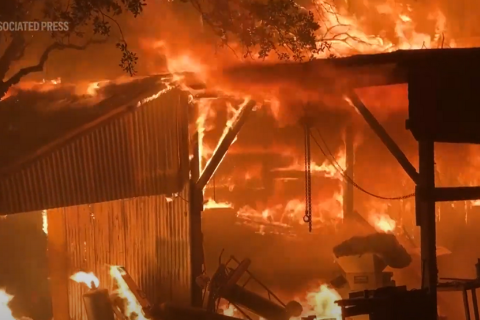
[[4, 0, 480, 319], [0, 75, 196, 320]]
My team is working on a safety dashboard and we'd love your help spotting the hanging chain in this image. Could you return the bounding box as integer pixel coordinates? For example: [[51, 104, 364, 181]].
[[303, 123, 313, 232]]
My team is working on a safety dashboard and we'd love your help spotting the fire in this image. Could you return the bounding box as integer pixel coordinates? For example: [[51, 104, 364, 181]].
[[167, 54, 206, 78], [204, 198, 233, 209], [296, 284, 342, 320], [219, 301, 242, 318], [41, 210, 48, 235], [237, 195, 343, 235], [368, 212, 396, 233], [137, 83, 174, 106], [86, 82, 100, 95], [273, 151, 346, 179], [70, 272, 100, 289], [110, 266, 146, 320], [0, 289, 14, 320], [196, 99, 217, 170], [42, 77, 61, 85], [310, 0, 451, 56]]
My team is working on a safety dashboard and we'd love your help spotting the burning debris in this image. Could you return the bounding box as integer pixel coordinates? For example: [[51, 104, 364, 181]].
[[198, 251, 343, 320]]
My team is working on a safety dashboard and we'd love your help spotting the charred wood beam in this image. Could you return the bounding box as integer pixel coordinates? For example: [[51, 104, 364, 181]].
[[196, 100, 256, 190], [418, 140, 437, 320], [430, 186, 480, 202], [348, 92, 419, 184]]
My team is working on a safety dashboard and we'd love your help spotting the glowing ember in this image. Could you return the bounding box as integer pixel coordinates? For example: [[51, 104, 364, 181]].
[[110, 266, 146, 320], [204, 198, 233, 209], [295, 284, 342, 320], [42, 78, 61, 85], [70, 272, 100, 289], [137, 83, 175, 107], [0, 289, 14, 320], [41, 210, 48, 235], [219, 301, 242, 318], [368, 213, 396, 233]]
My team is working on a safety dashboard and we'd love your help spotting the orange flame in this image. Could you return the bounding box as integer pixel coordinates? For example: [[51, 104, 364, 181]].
[[70, 272, 100, 289], [368, 212, 396, 233], [295, 284, 342, 320], [110, 266, 147, 320], [204, 198, 233, 209]]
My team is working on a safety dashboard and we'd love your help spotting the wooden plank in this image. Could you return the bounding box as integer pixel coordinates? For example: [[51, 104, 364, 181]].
[[47, 208, 70, 320]]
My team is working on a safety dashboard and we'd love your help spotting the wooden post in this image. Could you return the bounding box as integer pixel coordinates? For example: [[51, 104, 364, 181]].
[[47, 208, 70, 320], [418, 140, 437, 319], [189, 132, 204, 307], [196, 101, 256, 189], [343, 125, 354, 219], [348, 93, 419, 184]]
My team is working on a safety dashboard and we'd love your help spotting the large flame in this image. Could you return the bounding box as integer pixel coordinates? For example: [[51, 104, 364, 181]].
[[109, 266, 147, 320], [0, 289, 15, 320], [296, 284, 342, 320]]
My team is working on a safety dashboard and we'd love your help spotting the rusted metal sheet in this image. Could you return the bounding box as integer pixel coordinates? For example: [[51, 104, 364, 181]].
[[48, 187, 191, 320], [0, 88, 190, 214]]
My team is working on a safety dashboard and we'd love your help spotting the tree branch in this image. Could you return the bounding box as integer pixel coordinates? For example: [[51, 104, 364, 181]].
[[0, 38, 108, 99], [0, 33, 26, 80]]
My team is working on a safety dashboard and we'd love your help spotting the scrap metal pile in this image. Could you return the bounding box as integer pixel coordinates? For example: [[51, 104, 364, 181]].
[[78, 232, 419, 320], [78, 253, 316, 320]]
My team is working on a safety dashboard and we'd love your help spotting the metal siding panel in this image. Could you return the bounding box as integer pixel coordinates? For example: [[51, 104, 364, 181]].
[[59, 185, 191, 320], [0, 89, 189, 214]]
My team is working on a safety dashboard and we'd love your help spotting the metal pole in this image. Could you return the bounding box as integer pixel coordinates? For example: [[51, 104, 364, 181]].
[[418, 140, 437, 320]]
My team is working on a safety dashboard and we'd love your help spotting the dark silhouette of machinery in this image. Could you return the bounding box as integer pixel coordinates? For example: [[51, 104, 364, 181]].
[[204, 251, 303, 320]]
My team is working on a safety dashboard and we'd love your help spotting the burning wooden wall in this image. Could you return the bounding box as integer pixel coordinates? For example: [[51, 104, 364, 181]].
[[0, 78, 194, 320]]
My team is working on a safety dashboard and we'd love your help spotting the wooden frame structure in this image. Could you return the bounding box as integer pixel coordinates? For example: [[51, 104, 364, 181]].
[[203, 47, 480, 320]]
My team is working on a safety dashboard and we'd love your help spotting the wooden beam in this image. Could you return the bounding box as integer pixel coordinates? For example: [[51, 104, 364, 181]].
[[348, 92, 419, 184], [432, 186, 480, 202], [418, 140, 438, 320], [196, 100, 256, 190], [189, 132, 204, 307]]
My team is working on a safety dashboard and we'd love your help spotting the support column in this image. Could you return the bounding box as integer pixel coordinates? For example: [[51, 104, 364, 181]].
[[343, 124, 354, 219], [418, 140, 437, 319], [190, 132, 204, 307]]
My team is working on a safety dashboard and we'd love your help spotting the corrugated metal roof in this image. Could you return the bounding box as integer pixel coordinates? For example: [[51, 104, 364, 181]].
[[225, 47, 480, 90], [0, 75, 168, 170], [0, 85, 190, 214]]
